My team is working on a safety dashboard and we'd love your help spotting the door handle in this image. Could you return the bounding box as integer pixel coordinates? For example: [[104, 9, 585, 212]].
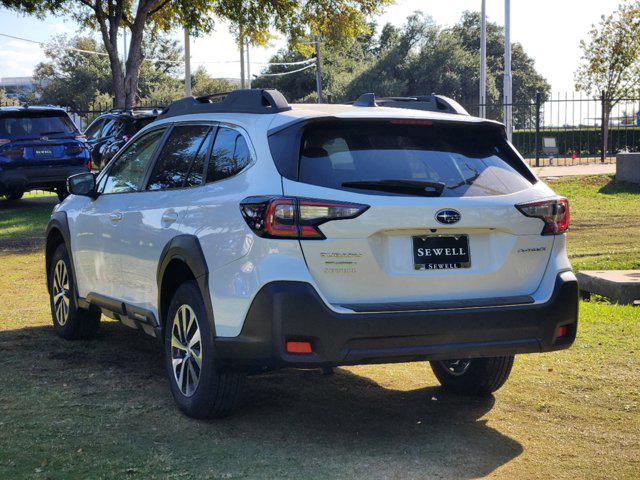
[[109, 211, 123, 223], [161, 210, 178, 226]]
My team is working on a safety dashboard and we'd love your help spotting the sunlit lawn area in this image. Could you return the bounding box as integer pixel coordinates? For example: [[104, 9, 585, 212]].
[[0, 175, 638, 479]]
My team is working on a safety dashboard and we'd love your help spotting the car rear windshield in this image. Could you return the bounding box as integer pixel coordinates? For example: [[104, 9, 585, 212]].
[[270, 120, 535, 197], [0, 110, 77, 140]]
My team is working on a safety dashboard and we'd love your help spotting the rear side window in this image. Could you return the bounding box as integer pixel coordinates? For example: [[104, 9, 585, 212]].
[[206, 127, 252, 183], [84, 118, 105, 140], [100, 118, 120, 138], [147, 125, 211, 191], [272, 120, 534, 197], [0, 111, 77, 139]]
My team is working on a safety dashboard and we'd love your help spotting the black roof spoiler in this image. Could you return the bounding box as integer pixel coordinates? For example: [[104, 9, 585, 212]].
[[158, 89, 291, 119], [352, 93, 469, 115]]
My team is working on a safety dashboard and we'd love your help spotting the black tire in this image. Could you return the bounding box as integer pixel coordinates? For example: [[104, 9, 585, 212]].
[[56, 187, 69, 202], [48, 243, 101, 340], [165, 280, 244, 419], [6, 190, 24, 201], [430, 356, 514, 396]]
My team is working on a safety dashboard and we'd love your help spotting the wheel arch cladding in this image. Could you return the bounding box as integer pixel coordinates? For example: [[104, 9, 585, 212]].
[[45, 212, 71, 295], [157, 235, 216, 336]]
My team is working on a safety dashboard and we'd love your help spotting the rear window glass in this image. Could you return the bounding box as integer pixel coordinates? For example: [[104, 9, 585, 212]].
[[275, 120, 533, 197], [0, 111, 77, 139]]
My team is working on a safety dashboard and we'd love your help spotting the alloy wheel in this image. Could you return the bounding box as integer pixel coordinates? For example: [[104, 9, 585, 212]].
[[52, 259, 71, 326], [439, 359, 472, 376], [171, 304, 203, 397]]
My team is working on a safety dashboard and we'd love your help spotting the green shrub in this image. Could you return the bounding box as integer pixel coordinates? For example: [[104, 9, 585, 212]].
[[513, 126, 640, 157]]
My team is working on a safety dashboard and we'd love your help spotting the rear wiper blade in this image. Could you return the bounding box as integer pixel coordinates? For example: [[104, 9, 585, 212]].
[[341, 179, 445, 197], [447, 172, 481, 190]]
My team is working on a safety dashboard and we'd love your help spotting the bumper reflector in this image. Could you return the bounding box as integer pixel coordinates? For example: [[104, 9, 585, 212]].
[[555, 325, 569, 338], [286, 341, 313, 354]]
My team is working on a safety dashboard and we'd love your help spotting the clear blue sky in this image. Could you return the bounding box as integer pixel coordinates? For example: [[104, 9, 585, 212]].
[[0, 0, 621, 92]]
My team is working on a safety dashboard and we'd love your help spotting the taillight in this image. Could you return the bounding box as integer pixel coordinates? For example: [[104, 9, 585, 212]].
[[240, 196, 369, 240], [1, 147, 24, 160], [64, 144, 85, 155], [516, 197, 569, 235]]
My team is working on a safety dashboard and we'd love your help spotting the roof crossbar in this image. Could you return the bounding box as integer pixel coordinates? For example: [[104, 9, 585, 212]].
[[158, 88, 291, 119], [352, 93, 469, 115]]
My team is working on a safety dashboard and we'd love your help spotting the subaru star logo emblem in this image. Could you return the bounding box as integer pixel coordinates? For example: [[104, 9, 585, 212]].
[[435, 209, 461, 225]]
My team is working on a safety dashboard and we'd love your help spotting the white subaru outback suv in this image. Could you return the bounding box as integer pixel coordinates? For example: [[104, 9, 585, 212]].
[[45, 89, 578, 419]]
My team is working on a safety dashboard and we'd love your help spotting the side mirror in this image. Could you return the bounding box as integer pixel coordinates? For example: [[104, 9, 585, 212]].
[[67, 172, 98, 199]]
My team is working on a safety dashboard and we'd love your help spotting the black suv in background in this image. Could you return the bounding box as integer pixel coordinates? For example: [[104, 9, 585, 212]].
[[0, 106, 90, 201], [84, 108, 160, 169]]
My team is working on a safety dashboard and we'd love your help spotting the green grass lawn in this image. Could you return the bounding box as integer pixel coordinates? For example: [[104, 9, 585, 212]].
[[548, 175, 640, 270], [0, 176, 638, 479]]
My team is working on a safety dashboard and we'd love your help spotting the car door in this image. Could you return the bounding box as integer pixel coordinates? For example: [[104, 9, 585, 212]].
[[71, 127, 167, 300], [84, 117, 108, 166], [115, 123, 214, 313]]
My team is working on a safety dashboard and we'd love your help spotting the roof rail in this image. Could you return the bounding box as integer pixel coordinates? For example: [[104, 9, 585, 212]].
[[352, 93, 469, 115], [158, 89, 291, 119]]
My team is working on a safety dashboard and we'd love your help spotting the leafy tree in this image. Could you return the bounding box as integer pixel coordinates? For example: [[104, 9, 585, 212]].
[[575, 1, 640, 155], [0, 89, 20, 106], [33, 35, 182, 110], [344, 16, 436, 100], [33, 36, 112, 110], [142, 66, 240, 104], [449, 12, 550, 126], [252, 26, 376, 102], [1, 0, 391, 108], [254, 12, 551, 128], [191, 68, 239, 97]]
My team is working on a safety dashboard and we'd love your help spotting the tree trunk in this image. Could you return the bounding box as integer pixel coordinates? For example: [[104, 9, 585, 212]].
[[112, 62, 126, 109], [123, 8, 149, 108], [95, 8, 125, 109]]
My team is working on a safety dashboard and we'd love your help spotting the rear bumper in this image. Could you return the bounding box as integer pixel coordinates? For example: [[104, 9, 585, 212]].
[[214, 271, 579, 369], [0, 165, 87, 193]]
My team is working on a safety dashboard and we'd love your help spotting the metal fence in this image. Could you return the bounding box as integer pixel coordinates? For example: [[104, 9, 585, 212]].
[[0, 100, 166, 131], [462, 92, 640, 167]]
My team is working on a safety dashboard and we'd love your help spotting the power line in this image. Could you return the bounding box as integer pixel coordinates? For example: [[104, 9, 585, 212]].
[[0, 32, 109, 56], [190, 58, 315, 66], [255, 62, 315, 77], [1, 32, 317, 67]]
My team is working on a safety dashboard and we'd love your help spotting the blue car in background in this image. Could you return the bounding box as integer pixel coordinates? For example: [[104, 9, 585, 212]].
[[0, 106, 91, 202]]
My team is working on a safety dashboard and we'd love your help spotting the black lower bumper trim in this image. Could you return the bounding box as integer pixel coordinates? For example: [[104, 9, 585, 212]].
[[214, 271, 578, 369], [0, 166, 86, 194]]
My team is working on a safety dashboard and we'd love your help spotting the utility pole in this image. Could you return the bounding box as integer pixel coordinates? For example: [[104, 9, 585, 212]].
[[503, 0, 513, 141], [246, 38, 251, 89], [239, 27, 246, 89], [479, 0, 487, 118], [314, 35, 323, 103], [184, 28, 192, 96]]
